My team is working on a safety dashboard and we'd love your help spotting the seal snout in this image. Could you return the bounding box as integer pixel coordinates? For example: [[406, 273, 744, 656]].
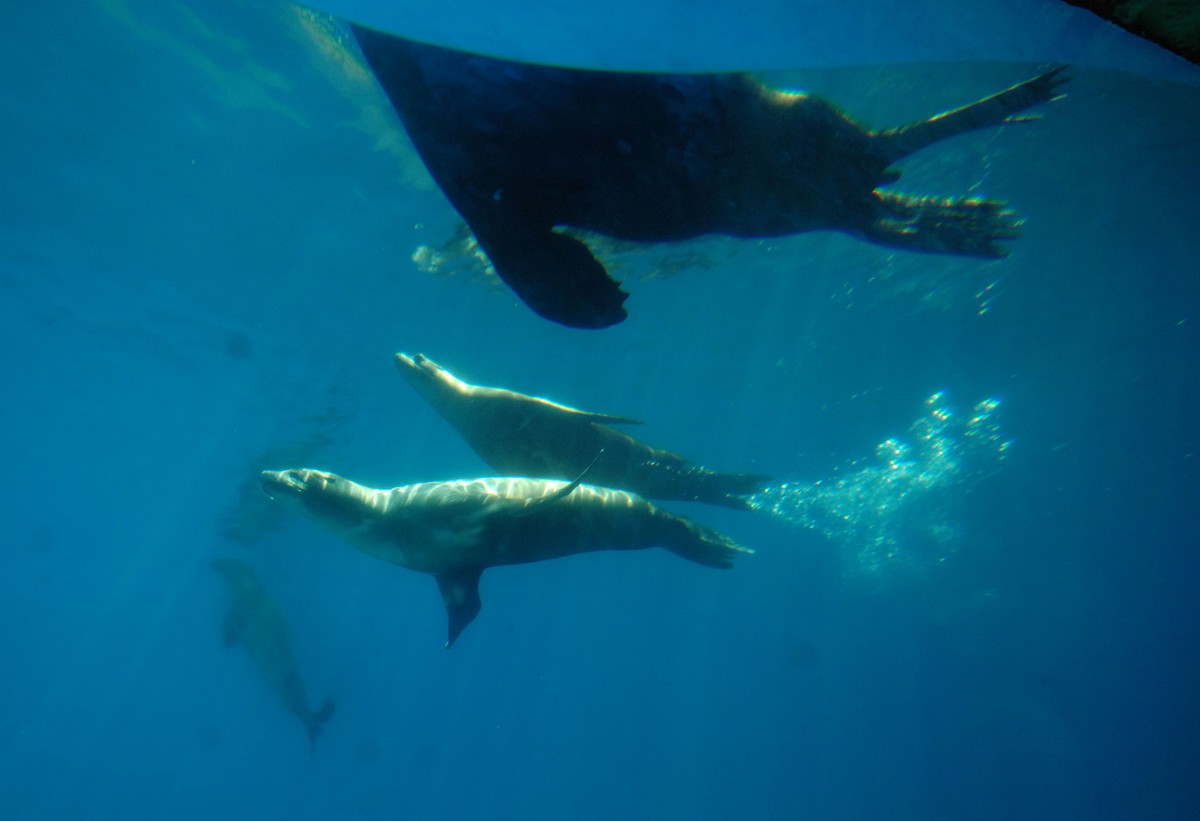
[[395, 352, 452, 398], [394, 352, 422, 382], [395, 352, 436, 375], [260, 469, 309, 499]]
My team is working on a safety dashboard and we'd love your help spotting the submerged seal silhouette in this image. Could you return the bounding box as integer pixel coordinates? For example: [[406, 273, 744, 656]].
[[351, 24, 1067, 328], [395, 352, 769, 509], [260, 469, 751, 647], [210, 558, 335, 747]]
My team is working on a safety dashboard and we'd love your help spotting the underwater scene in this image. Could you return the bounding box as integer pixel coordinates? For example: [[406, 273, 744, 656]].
[[1, 1, 1197, 818]]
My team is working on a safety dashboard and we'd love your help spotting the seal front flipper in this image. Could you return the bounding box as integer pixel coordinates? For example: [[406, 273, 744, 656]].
[[436, 568, 483, 648], [509, 450, 604, 516], [471, 221, 628, 329]]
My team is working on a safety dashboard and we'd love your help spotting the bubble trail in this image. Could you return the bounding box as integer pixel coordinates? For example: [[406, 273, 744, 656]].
[[748, 393, 1009, 576]]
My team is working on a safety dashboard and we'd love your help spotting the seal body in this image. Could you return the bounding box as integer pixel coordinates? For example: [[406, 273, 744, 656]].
[[351, 24, 1067, 328], [260, 468, 750, 646], [395, 352, 769, 508], [210, 558, 335, 746]]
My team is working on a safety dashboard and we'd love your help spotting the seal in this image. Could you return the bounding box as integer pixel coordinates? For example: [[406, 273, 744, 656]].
[[395, 352, 770, 509], [260, 468, 751, 646], [210, 558, 335, 747], [351, 24, 1068, 328]]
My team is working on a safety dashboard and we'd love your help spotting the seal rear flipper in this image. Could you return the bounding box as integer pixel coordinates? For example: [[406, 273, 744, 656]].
[[667, 465, 774, 509], [304, 698, 336, 749], [665, 520, 754, 569], [862, 191, 1021, 258], [874, 66, 1069, 162], [436, 569, 483, 648], [713, 471, 775, 502], [472, 223, 628, 329], [707, 478, 774, 511]]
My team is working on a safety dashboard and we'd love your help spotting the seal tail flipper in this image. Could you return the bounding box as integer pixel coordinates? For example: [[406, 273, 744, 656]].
[[436, 569, 483, 648], [664, 520, 753, 569], [304, 698, 336, 750], [861, 191, 1021, 258], [873, 66, 1069, 163]]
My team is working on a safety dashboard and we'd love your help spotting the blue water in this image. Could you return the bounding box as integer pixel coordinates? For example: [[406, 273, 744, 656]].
[[2, 1, 1198, 819], [315, 0, 1200, 82]]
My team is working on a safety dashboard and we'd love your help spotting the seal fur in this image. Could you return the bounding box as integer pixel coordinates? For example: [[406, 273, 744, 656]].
[[395, 352, 769, 509], [260, 469, 751, 646]]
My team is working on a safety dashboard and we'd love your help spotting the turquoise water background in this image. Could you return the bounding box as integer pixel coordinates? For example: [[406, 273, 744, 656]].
[[2, 1, 1197, 818]]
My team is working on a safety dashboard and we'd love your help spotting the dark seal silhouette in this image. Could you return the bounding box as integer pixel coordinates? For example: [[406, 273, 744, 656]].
[[211, 558, 335, 748], [351, 25, 1067, 329]]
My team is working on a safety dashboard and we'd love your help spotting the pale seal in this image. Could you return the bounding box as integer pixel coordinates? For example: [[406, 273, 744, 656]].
[[395, 352, 770, 509], [260, 469, 751, 646]]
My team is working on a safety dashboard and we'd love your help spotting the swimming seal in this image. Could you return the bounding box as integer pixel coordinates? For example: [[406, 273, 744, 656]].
[[210, 558, 335, 747], [260, 469, 751, 647], [395, 352, 769, 509], [351, 24, 1067, 328]]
